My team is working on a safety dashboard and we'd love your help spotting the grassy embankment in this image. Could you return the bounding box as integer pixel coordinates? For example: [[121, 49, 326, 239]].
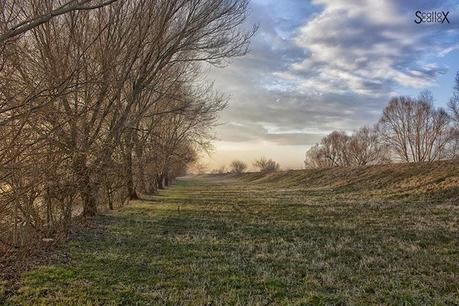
[[3, 160, 459, 305]]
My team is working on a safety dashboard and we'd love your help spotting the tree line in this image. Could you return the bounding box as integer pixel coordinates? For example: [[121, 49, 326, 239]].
[[212, 157, 280, 174], [0, 0, 254, 252], [305, 77, 459, 168]]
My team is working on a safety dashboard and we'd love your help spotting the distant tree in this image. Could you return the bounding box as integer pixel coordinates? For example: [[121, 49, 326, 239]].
[[305, 127, 390, 168], [447, 70, 459, 158], [229, 160, 247, 174], [320, 131, 351, 166], [448, 70, 459, 119], [305, 144, 334, 168], [217, 166, 228, 174], [377, 92, 451, 162], [253, 157, 280, 172], [348, 126, 391, 165], [210, 165, 227, 175], [190, 162, 209, 175], [305, 131, 351, 168]]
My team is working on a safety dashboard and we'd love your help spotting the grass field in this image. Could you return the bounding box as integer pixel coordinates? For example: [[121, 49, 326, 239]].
[[4, 161, 459, 305]]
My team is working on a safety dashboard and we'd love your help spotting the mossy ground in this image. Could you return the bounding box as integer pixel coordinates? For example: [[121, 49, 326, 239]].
[[4, 161, 459, 305]]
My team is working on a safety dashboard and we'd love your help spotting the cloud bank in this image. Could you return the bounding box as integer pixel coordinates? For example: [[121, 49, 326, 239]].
[[205, 0, 459, 168]]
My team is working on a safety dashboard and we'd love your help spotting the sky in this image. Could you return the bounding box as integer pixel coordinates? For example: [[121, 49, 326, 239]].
[[203, 0, 459, 170]]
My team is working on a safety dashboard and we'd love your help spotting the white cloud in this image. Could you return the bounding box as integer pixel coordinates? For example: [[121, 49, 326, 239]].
[[203, 0, 459, 168], [278, 0, 453, 96]]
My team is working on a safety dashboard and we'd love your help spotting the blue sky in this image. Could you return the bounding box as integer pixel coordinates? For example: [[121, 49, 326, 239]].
[[204, 0, 459, 170]]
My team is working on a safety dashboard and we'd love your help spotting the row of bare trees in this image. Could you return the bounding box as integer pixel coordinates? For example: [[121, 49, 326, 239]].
[[0, 0, 254, 251], [305, 127, 390, 168], [305, 81, 459, 168], [213, 157, 280, 174]]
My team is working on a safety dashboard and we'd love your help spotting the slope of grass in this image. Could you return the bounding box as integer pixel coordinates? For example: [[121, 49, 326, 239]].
[[5, 161, 459, 305], [0, 280, 5, 298]]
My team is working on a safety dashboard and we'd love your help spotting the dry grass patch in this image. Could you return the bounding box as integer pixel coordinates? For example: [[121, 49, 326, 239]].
[[4, 161, 459, 305]]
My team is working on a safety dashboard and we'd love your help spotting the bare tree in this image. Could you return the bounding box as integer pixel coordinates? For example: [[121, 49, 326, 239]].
[[304, 144, 335, 168], [348, 126, 390, 166], [305, 128, 389, 168], [378, 92, 451, 162], [229, 160, 247, 174], [304, 130, 350, 168], [447, 70, 459, 158], [448, 70, 459, 118], [0, 0, 119, 45], [253, 157, 279, 172]]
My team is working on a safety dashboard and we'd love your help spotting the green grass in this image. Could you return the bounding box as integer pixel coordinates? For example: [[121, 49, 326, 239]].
[[0, 280, 5, 299], [5, 161, 459, 305]]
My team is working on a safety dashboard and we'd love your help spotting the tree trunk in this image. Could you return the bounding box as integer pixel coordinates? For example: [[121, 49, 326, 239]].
[[158, 175, 166, 189], [45, 186, 52, 235], [124, 131, 139, 200], [82, 182, 98, 217], [133, 132, 146, 194], [164, 175, 170, 187], [73, 153, 98, 217], [63, 199, 72, 234], [145, 179, 157, 195], [107, 186, 114, 210], [126, 156, 139, 199], [80, 174, 98, 217], [127, 172, 139, 199]]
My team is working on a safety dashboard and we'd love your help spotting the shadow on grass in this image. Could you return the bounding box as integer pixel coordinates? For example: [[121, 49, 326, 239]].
[[6, 175, 459, 305]]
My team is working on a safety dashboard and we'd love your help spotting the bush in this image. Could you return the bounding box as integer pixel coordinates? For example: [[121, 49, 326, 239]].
[[229, 160, 247, 174], [253, 157, 279, 172]]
